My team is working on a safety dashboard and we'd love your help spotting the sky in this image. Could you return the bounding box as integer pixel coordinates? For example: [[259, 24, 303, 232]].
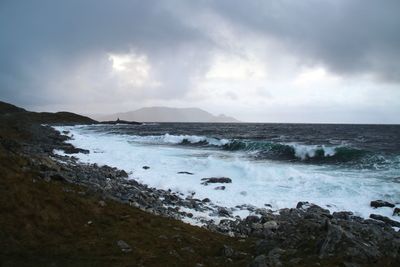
[[1, 0, 400, 123]]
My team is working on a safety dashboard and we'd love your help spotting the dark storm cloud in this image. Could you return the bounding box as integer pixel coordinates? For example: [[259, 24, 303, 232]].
[[208, 0, 400, 82], [0, 0, 206, 106], [0, 0, 399, 109]]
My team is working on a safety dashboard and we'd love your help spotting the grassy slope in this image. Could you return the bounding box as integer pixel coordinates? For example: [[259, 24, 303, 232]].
[[0, 102, 253, 266]]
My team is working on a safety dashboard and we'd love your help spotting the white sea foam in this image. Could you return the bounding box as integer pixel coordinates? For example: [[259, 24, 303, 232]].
[[126, 133, 230, 147], [288, 143, 337, 160], [53, 125, 400, 224]]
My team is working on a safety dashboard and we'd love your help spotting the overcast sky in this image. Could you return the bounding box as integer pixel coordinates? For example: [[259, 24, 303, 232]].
[[1, 0, 399, 123]]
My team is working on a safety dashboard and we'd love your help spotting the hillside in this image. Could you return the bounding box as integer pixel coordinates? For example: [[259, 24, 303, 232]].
[[95, 107, 239, 123], [0, 101, 96, 125]]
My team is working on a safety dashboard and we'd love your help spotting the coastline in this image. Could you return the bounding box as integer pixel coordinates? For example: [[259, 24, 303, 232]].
[[1, 103, 399, 266]]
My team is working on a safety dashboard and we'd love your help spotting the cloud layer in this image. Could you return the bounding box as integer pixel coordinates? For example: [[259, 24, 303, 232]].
[[0, 0, 399, 123]]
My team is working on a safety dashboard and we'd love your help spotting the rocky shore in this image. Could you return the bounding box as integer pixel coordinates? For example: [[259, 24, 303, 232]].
[[1, 101, 399, 266]]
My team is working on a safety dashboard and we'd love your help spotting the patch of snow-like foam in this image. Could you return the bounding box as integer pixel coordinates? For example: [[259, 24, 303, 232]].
[[53, 125, 400, 225], [287, 143, 337, 160]]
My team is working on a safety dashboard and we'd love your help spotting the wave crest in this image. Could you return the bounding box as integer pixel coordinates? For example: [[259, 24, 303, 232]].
[[128, 134, 365, 163]]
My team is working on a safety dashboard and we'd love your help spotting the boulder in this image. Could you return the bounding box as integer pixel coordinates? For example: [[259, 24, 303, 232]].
[[214, 186, 226, 190], [370, 200, 395, 208], [142, 166, 150, 170]]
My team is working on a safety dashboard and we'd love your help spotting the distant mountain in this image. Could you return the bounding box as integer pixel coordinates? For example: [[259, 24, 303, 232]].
[[94, 107, 240, 123]]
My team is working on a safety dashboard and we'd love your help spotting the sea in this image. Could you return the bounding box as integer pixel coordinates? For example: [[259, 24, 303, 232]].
[[54, 123, 400, 223]]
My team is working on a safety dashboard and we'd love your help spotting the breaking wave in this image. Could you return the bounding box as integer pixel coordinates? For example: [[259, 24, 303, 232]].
[[127, 134, 366, 163]]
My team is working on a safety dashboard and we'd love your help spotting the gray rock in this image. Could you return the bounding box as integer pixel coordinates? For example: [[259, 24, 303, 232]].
[[263, 221, 278, 230], [249, 254, 267, 267], [142, 166, 150, 170], [370, 200, 395, 208], [318, 221, 343, 258], [214, 186, 226, 190], [117, 240, 132, 253], [218, 207, 232, 217], [296, 201, 310, 209], [370, 214, 400, 227], [177, 171, 194, 175], [221, 245, 235, 257], [201, 177, 232, 185], [393, 207, 400, 216]]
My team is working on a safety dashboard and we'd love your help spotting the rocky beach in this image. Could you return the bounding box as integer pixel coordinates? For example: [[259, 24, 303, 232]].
[[1, 101, 399, 266]]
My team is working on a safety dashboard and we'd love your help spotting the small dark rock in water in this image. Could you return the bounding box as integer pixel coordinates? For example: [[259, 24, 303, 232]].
[[370, 214, 400, 227], [142, 166, 150, 170], [370, 200, 395, 208], [117, 240, 132, 252], [264, 204, 272, 208], [218, 207, 231, 217], [63, 145, 89, 154], [296, 201, 310, 209], [201, 177, 232, 185], [177, 171, 194, 175], [101, 119, 141, 125], [214, 186, 226, 190], [202, 198, 210, 203], [393, 208, 400, 216]]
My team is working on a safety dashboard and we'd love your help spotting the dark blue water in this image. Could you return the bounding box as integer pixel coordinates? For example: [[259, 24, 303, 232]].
[[87, 123, 400, 170]]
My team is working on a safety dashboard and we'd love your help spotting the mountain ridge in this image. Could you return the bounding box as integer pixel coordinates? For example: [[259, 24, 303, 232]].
[[94, 106, 240, 123]]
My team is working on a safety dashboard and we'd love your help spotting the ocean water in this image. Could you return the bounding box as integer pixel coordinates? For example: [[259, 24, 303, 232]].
[[54, 123, 400, 222]]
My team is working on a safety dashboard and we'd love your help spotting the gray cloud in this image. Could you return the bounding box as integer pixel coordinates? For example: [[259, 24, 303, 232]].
[[0, 0, 399, 122], [208, 0, 400, 82]]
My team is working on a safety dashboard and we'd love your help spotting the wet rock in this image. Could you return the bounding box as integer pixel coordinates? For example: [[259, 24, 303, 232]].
[[201, 177, 232, 185], [202, 198, 210, 203], [296, 201, 310, 209], [393, 208, 400, 216], [142, 166, 150, 170], [62, 145, 89, 154], [117, 240, 132, 253], [370, 214, 400, 227], [214, 186, 226, 190], [370, 200, 395, 208], [177, 171, 194, 175], [218, 207, 232, 217]]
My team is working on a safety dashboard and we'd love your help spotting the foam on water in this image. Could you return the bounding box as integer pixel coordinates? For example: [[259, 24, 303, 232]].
[[54, 125, 400, 223]]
